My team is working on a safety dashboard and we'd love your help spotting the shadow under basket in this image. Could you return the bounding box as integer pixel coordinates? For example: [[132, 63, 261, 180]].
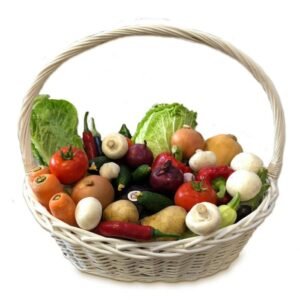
[[19, 24, 285, 282]]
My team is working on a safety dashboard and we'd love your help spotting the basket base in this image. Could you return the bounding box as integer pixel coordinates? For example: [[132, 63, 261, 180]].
[[57, 240, 245, 282], [52, 227, 254, 283], [71, 257, 239, 283]]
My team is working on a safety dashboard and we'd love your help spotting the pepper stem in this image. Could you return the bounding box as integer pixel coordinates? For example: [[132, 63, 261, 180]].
[[153, 229, 180, 239], [212, 177, 226, 198], [84, 111, 90, 132], [228, 193, 240, 210], [119, 124, 132, 138], [91, 117, 101, 137]]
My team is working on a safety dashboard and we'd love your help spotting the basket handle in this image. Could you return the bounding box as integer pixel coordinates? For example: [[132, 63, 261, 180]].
[[18, 24, 285, 179]]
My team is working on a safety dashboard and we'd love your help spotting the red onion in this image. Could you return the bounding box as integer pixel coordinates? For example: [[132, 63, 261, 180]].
[[150, 160, 184, 194], [125, 141, 153, 168]]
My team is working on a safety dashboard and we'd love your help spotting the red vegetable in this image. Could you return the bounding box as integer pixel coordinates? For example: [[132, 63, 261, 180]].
[[49, 145, 88, 185], [196, 165, 234, 183], [175, 181, 217, 211], [125, 141, 153, 168], [95, 221, 179, 241], [150, 160, 184, 194], [82, 112, 97, 159], [152, 152, 191, 173], [195, 165, 234, 205], [91, 117, 103, 156]]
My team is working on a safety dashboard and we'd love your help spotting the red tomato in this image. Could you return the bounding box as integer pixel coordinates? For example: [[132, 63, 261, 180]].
[[174, 181, 217, 211], [49, 146, 88, 185]]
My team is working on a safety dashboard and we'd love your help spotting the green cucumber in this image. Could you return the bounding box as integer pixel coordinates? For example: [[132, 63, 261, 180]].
[[132, 164, 151, 183], [88, 156, 110, 174], [137, 191, 173, 212], [116, 165, 132, 191]]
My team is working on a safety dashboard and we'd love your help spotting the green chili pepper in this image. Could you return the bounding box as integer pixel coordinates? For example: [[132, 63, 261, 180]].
[[219, 193, 240, 228]]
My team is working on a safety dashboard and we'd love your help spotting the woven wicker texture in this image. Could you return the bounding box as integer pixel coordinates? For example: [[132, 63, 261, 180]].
[[18, 25, 285, 282]]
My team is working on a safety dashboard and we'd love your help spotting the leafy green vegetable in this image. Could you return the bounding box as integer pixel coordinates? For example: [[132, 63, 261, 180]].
[[133, 103, 197, 157], [30, 95, 83, 165], [243, 168, 270, 210]]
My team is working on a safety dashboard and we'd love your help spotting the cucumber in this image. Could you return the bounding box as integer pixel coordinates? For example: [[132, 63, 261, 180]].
[[132, 164, 151, 183], [137, 191, 173, 212], [88, 156, 110, 174], [116, 165, 132, 191]]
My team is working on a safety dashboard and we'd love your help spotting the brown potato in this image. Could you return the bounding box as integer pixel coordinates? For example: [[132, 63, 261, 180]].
[[103, 200, 139, 223]]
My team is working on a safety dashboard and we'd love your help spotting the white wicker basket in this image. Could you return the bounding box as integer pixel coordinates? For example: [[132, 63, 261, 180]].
[[18, 25, 285, 282]]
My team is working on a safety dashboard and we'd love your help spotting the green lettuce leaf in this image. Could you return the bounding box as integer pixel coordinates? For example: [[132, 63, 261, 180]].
[[30, 95, 83, 165], [133, 103, 197, 157]]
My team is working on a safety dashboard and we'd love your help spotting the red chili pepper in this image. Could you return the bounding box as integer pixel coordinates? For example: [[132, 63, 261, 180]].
[[82, 112, 97, 160], [95, 221, 180, 241], [152, 152, 191, 174]]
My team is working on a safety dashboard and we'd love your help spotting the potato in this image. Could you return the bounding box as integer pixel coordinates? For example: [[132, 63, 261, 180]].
[[141, 206, 187, 237], [103, 200, 139, 223]]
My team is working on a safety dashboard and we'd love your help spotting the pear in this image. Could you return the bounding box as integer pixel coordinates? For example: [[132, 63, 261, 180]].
[[141, 206, 187, 237]]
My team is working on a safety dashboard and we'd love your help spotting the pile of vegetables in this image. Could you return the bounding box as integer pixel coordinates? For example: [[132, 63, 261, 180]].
[[28, 95, 270, 241]]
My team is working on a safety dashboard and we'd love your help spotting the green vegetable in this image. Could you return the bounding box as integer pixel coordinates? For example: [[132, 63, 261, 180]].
[[88, 156, 111, 174], [179, 230, 198, 239], [30, 95, 83, 165], [132, 164, 151, 183], [116, 165, 132, 191], [137, 191, 173, 212], [242, 168, 270, 210], [119, 124, 132, 138], [133, 103, 197, 157], [212, 177, 226, 198], [219, 193, 240, 228]]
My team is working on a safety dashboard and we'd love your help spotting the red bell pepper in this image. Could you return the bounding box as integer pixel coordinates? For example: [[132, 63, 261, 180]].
[[196, 165, 234, 205], [152, 152, 191, 174], [196, 165, 234, 183]]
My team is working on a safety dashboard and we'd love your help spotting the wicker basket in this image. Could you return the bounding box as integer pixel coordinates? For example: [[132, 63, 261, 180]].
[[18, 25, 285, 282]]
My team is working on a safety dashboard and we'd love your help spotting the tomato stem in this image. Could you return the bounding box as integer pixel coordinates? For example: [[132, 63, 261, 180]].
[[60, 145, 74, 160], [191, 181, 207, 192]]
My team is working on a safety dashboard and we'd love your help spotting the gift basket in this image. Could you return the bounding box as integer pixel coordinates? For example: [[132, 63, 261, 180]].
[[18, 25, 285, 282]]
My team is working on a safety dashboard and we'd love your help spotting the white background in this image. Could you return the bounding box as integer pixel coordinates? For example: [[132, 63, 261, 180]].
[[0, 0, 298, 299]]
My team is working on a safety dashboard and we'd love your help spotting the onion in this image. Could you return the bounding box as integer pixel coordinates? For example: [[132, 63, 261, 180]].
[[150, 160, 184, 194], [171, 125, 205, 159], [71, 175, 114, 208]]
